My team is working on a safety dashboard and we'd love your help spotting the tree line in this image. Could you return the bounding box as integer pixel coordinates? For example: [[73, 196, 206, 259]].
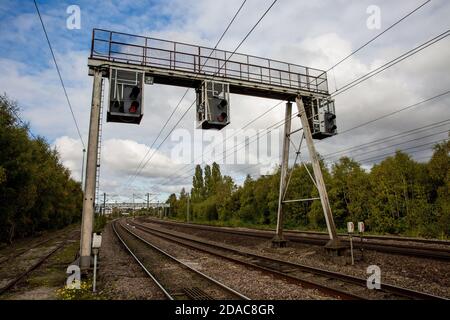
[[166, 139, 449, 238], [0, 94, 83, 244]]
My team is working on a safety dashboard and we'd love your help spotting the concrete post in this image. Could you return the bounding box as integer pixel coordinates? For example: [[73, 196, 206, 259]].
[[81, 148, 86, 192], [272, 102, 292, 247], [295, 96, 341, 249], [80, 69, 103, 269]]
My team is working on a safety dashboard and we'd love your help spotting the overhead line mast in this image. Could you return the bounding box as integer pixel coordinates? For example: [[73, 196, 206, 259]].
[[80, 25, 340, 267]]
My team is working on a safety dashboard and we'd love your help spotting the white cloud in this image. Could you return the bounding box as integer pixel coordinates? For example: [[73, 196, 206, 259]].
[[2, 0, 450, 201]]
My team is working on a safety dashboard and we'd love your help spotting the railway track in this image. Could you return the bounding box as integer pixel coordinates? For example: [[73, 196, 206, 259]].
[[0, 231, 78, 296], [142, 217, 450, 261], [0, 237, 54, 266], [112, 220, 250, 300], [129, 219, 447, 300]]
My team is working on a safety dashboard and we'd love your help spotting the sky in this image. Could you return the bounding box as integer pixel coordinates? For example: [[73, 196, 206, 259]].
[[0, 0, 449, 203]]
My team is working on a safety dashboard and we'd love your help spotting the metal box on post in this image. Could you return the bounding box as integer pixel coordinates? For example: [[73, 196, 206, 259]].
[[107, 68, 144, 124], [310, 98, 337, 140], [196, 80, 230, 130]]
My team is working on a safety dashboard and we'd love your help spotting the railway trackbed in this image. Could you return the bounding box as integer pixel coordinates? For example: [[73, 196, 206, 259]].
[[0, 230, 79, 296], [142, 217, 450, 261], [128, 219, 447, 300], [112, 220, 250, 300]]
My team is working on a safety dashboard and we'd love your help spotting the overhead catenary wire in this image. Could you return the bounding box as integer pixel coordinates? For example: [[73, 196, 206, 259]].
[[128, 0, 280, 190], [323, 118, 450, 158], [157, 31, 450, 191], [151, 100, 284, 188], [125, 0, 248, 187], [153, 88, 450, 190], [33, 0, 85, 149], [214, 0, 279, 76], [153, 113, 297, 190], [324, 0, 431, 73], [324, 129, 449, 161], [355, 138, 448, 164], [331, 30, 450, 97], [323, 122, 450, 161], [150, 14, 448, 198]]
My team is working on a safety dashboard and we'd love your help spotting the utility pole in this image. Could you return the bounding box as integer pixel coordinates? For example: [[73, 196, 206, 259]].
[[80, 68, 102, 269], [103, 192, 106, 216], [272, 102, 292, 248], [295, 96, 341, 250], [132, 194, 136, 216], [187, 193, 190, 223], [146, 193, 149, 209]]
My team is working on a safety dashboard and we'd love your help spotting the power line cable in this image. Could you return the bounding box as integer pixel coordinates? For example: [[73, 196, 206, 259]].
[[153, 100, 284, 187], [125, 0, 248, 186], [331, 30, 450, 97], [323, 120, 450, 159], [150, 21, 450, 194], [214, 0, 279, 76], [355, 138, 447, 163], [324, 0, 431, 73], [153, 113, 294, 189], [130, 0, 280, 188], [325, 129, 449, 160], [33, 0, 85, 148]]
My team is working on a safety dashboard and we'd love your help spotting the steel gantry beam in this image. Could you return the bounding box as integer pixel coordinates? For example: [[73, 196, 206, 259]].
[[80, 29, 341, 268], [88, 29, 330, 101]]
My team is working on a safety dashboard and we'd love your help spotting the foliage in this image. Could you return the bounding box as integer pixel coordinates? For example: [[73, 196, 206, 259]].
[[56, 280, 106, 300], [93, 214, 108, 233], [0, 94, 82, 244], [166, 142, 450, 239]]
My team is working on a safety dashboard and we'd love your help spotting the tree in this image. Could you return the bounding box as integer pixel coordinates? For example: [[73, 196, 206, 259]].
[[192, 165, 204, 202], [211, 162, 222, 194], [204, 165, 212, 197], [328, 157, 370, 227], [166, 193, 177, 217], [368, 151, 428, 234], [0, 94, 82, 244], [165, 140, 450, 238], [237, 175, 256, 223], [427, 139, 450, 237]]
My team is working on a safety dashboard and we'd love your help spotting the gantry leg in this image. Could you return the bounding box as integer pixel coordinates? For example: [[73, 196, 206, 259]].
[[295, 96, 343, 250], [272, 102, 292, 248], [80, 68, 103, 269]]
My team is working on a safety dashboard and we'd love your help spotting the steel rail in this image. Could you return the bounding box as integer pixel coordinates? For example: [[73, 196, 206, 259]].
[[111, 221, 173, 300], [113, 220, 250, 300], [145, 218, 450, 260], [130, 220, 448, 300], [129, 220, 364, 300], [0, 232, 78, 296], [0, 237, 56, 266]]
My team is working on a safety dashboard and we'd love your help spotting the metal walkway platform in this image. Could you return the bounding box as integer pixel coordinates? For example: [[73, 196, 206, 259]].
[[89, 29, 330, 101]]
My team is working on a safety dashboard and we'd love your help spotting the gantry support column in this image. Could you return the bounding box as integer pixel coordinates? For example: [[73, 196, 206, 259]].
[[272, 102, 292, 248], [80, 68, 103, 269], [295, 96, 342, 250]]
